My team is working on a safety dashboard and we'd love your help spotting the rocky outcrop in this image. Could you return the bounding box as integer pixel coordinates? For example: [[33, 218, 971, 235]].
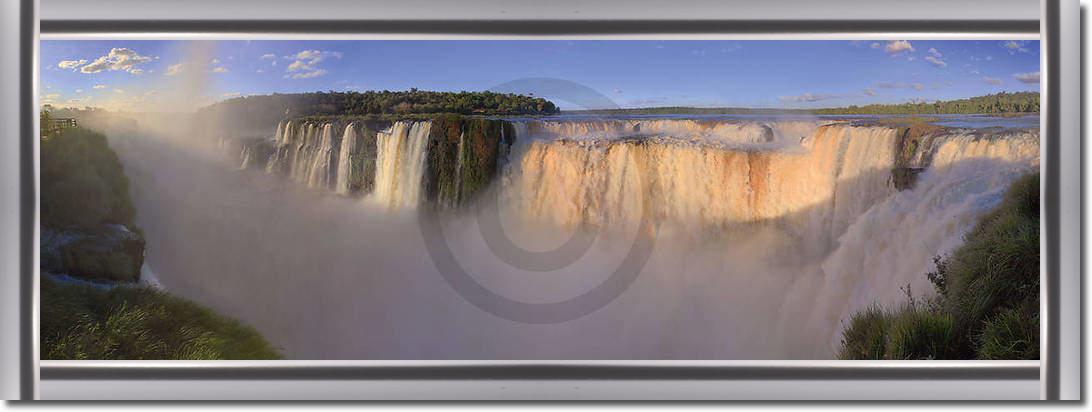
[[42, 224, 145, 283], [425, 115, 515, 207]]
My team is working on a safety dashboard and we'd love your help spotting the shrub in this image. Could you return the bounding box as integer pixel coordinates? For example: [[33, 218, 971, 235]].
[[837, 305, 890, 360], [943, 173, 1039, 333], [41, 127, 135, 230], [977, 304, 1039, 360], [886, 306, 959, 359]]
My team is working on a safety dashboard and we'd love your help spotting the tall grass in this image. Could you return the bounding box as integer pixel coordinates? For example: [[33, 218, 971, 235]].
[[41, 277, 281, 360], [837, 172, 1039, 360]]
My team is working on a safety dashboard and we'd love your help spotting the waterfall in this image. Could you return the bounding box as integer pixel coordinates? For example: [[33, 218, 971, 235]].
[[264, 120, 342, 190], [501, 124, 898, 246], [239, 145, 252, 170], [209, 116, 1038, 358], [266, 120, 293, 175], [512, 118, 819, 149], [304, 123, 339, 190], [497, 121, 1038, 354], [335, 123, 359, 195], [371, 121, 432, 209], [797, 129, 1040, 348]]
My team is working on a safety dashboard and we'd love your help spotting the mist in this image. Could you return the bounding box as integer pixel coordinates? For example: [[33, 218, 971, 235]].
[[85, 100, 1040, 359]]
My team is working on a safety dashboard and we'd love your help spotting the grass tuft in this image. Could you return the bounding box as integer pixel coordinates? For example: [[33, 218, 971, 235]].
[[837, 305, 890, 360], [41, 277, 281, 360]]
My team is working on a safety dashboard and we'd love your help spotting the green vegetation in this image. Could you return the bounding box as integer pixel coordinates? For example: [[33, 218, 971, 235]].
[[425, 115, 515, 206], [199, 89, 559, 133], [570, 107, 808, 115], [346, 122, 381, 195], [571, 92, 1039, 116], [815, 92, 1039, 115], [41, 127, 135, 230], [41, 277, 281, 360], [837, 172, 1039, 360], [40, 109, 54, 138], [40, 123, 281, 360], [889, 119, 944, 190]]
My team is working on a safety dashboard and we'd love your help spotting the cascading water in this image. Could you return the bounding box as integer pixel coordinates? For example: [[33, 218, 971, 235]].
[[218, 116, 1038, 358], [501, 123, 898, 250], [513, 118, 820, 149], [307, 123, 340, 190], [796, 129, 1040, 349], [264, 120, 342, 191], [370, 121, 432, 209], [335, 123, 359, 195]]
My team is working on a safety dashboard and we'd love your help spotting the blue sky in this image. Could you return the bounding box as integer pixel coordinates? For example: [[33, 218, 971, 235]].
[[40, 40, 1040, 111]]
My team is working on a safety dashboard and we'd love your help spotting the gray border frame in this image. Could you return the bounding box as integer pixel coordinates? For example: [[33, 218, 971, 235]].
[[3, 0, 39, 401], [12, 0, 1077, 400]]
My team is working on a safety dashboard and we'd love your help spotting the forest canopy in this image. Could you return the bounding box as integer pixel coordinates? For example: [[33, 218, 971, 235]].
[[197, 89, 560, 133], [572, 92, 1040, 116], [813, 92, 1040, 115]]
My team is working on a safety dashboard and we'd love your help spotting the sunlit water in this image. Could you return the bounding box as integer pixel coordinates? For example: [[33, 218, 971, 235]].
[[107, 115, 1039, 359]]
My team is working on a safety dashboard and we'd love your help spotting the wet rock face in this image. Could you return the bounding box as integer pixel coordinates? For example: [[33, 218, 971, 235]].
[[42, 224, 145, 283]]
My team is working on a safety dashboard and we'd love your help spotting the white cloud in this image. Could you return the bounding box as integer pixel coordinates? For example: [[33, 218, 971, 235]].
[[884, 40, 914, 54], [212, 66, 228, 73], [1001, 40, 1031, 54], [75, 89, 83, 94], [927, 48, 942, 58], [1013, 71, 1040, 84], [912, 83, 925, 91], [613, 89, 623, 94], [260, 53, 276, 60], [165, 63, 183, 76], [982, 76, 1004, 86], [924, 55, 947, 68], [92, 84, 107, 89], [57, 59, 87, 70], [287, 69, 328, 79], [221, 92, 242, 99], [210, 58, 221, 64], [862, 88, 876, 96], [114, 89, 125, 94], [129, 68, 145, 75], [870, 42, 881, 49], [80, 48, 155, 74], [287, 60, 309, 72], [284, 50, 342, 80]]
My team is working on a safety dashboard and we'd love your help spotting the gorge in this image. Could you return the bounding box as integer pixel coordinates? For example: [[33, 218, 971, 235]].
[[115, 113, 1039, 359]]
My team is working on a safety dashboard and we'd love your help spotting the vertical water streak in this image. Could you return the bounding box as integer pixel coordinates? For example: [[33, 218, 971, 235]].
[[335, 122, 359, 195], [371, 121, 433, 209], [304, 122, 339, 190]]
